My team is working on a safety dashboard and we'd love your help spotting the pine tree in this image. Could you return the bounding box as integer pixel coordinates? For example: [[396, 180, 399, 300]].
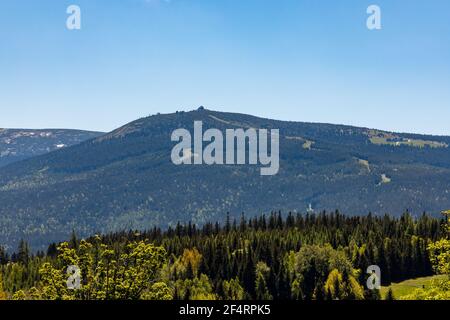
[[0, 273, 7, 300], [385, 288, 395, 300]]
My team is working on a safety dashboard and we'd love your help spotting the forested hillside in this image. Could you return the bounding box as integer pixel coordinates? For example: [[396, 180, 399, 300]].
[[0, 129, 103, 167], [1, 109, 450, 251], [1, 211, 448, 300]]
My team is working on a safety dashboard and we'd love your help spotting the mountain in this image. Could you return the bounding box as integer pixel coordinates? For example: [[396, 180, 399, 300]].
[[0, 129, 104, 167], [1, 108, 450, 251]]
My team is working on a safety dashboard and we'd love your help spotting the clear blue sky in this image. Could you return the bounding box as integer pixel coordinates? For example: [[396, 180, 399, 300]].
[[1, 0, 449, 134]]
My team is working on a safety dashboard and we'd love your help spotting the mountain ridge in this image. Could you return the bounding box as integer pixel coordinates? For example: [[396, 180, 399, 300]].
[[1, 108, 450, 251], [0, 128, 104, 168]]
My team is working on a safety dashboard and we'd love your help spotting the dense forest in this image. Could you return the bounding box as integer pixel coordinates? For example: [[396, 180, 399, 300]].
[[0, 210, 449, 300]]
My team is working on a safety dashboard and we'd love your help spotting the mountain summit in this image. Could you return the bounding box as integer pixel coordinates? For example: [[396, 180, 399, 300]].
[[1, 108, 450, 250]]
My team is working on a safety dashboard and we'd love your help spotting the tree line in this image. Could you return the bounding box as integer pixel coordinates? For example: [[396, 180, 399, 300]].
[[0, 210, 448, 300]]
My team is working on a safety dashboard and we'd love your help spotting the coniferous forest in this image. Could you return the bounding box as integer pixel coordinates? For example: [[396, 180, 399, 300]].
[[1, 210, 449, 300]]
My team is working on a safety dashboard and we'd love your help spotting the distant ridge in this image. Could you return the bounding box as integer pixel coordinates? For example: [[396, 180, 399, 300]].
[[0, 129, 104, 168]]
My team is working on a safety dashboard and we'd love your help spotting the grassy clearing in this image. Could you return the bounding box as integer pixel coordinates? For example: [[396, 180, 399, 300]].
[[380, 275, 447, 299]]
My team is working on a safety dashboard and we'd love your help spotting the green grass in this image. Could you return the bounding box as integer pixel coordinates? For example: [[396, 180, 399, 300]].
[[380, 275, 447, 299]]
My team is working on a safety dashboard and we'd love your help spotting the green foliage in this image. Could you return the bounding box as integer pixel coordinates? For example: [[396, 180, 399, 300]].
[[12, 290, 26, 300], [401, 278, 450, 300], [36, 238, 168, 300], [0, 212, 447, 300], [174, 274, 217, 300], [287, 245, 364, 300], [401, 211, 450, 300], [255, 262, 272, 300], [221, 278, 245, 300], [141, 282, 173, 300], [0, 273, 7, 300], [428, 239, 450, 275], [324, 269, 344, 299]]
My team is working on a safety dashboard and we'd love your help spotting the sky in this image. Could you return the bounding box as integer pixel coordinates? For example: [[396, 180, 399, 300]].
[[1, 0, 449, 134]]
